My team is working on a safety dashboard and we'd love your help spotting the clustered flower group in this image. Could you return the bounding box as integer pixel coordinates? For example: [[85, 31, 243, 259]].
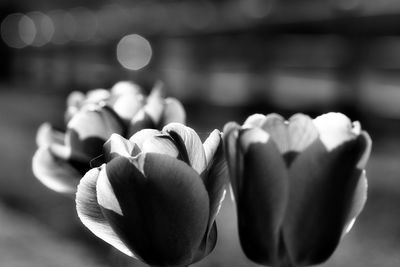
[[32, 81, 372, 267]]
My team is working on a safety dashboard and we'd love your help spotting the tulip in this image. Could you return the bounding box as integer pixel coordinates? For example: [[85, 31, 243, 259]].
[[223, 112, 372, 267], [76, 123, 227, 266], [32, 81, 186, 194]]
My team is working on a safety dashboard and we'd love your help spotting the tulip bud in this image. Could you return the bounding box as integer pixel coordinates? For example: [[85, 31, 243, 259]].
[[128, 83, 186, 136], [33, 81, 187, 195], [223, 112, 372, 267], [76, 123, 228, 266]]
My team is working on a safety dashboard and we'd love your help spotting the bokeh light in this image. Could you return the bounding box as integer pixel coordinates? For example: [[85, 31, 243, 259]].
[[18, 15, 36, 46], [27, 11, 54, 47], [116, 34, 152, 71], [1, 13, 34, 48]]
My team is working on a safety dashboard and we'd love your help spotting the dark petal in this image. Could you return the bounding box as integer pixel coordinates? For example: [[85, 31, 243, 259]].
[[67, 130, 106, 162], [283, 136, 368, 266], [222, 122, 241, 199], [76, 168, 133, 257], [32, 146, 81, 194], [102, 154, 210, 266], [238, 139, 289, 265]]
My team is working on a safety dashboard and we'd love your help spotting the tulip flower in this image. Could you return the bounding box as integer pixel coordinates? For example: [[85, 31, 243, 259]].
[[223, 112, 372, 267], [76, 123, 227, 266], [32, 81, 186, 194]]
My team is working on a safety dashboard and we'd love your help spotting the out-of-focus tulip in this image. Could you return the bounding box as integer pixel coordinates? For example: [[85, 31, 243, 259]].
[[32, 81, 186, 194], [76, 123, 227, 266], [223, 112, 372, 267]]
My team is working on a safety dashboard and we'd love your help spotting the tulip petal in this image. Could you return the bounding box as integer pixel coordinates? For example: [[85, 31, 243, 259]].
[[67, 91, 85, 108], [103, 134, 133, 162], [238, 132, 289, 265], [110, 93, 144, 122], [141, 135, 179, 158], [85, 89, 110, 104], [243, 113, 266, 128], [283, 136, 367, 265], [356, 131, 372, 169], [287, 114, 319, 153], [202, 130, 228, 226], [313, 112, 358, 152], [32, 146, 80, 194], [97, 166, 123, 216], [76, 168, 134, 257], [129, 129, 161, 149], [128, 110, 157, 136], [192, 222, 217, 263], [67, 108, 123, 160], [102, 154, 209, 266], [261, 113, 290, 153], [203, 129, 221, 166], [344, 171, 367, 234], [163, 123, 207, 174], [36, 122, 65, 147], [160, 97, 186, 126], [110, 81, 142, 96], [222, 122, 241, 198], [143, 85, 164, 124]]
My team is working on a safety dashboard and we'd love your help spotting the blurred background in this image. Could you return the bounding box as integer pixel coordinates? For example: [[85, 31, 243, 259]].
[[1, 0, 400, 266]]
